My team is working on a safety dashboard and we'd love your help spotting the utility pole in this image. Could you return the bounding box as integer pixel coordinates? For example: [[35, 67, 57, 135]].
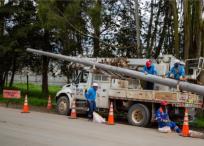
[[134, 0, 140, 56]]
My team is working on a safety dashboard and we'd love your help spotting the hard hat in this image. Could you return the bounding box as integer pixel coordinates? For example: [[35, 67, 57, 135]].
[[179, 61, 185, 65], [146, 60, 152, 68], [174, 59, 180, 64], [92, 83, 98, 87], [160, 101, 168, 106]]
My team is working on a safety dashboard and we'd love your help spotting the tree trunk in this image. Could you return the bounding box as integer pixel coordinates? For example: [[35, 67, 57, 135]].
[[9, 52, 16, 87], [155, 2, 169, 58], [0, 72, 4, 93], [42, 56, 49, 98], [150, 0, 162, 50], [170, 0, 179, 58], [0, 0, 4, 37], [0, 53, 12, 92], [146, 0, 154, 57], [184, 0, 190, 59], [93, 29, 100, 57], [92, 0, 101, 57], [193, 0, 202, 58], [202, 19, 204, 57], [134, 0, 140, 57], [41, 30, 50, 98]]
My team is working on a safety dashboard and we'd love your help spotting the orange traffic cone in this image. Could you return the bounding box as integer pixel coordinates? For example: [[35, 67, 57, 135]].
[[181, 108, 190, 137], [69, 99, 77, 119], [107, 102, 115, 125], [47, 96, 52, 110], [21, 94, 30, 113]]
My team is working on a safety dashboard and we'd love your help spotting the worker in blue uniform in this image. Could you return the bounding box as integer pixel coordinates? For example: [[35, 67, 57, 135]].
[[143, 60, 157, 90], [167, 60, 186, 81], [155, 101, 181, 133], [84, 83, 98, 119]]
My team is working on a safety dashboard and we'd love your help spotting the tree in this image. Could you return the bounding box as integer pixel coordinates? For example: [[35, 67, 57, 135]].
[[0, 0, 36, 91], [191, 0, 202, 58], [183, 0, 190, 60], [87, 0, 102, 57], [150, 0, 162, 53], [155, 0, 170, 58], [146, 0, 154, 57], [134, 0, 140, 56], [169, 0, 179, 58]]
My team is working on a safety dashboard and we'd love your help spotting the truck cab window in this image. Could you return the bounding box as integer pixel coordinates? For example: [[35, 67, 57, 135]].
[[80, 71, 89, 83]]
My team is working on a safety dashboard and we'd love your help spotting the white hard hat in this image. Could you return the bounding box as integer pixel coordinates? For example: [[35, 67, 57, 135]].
[[179, 61, 185, 65], [92, 83, 98, 87], [174, 59, 180, 64]]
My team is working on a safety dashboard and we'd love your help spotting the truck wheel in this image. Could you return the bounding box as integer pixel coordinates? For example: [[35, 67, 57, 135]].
[[56, 96, 70, 115], [127, 104, 150, 127]]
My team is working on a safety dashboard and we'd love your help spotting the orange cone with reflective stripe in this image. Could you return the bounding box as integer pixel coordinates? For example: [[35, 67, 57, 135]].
[[107, 102, 115, 125], [182, 108, 190, 137], [70, 99, 77, 119], [47, 96, 52, 110], [22, 94, 30, 113]]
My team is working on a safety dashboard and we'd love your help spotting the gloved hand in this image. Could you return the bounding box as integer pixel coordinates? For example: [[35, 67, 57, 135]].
[[170, 74, 174, 78], [162, 119, 169, 123], [179, 77, 187, 81]]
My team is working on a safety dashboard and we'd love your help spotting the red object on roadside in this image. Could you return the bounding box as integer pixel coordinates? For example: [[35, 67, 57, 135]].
[[22, 94, 30, 113], [107, 102, 115, 125], [70, 100, 77, 119], [181, 108, 190, 137], [3, 90, 21, 99], [47, 96, 52, 110]]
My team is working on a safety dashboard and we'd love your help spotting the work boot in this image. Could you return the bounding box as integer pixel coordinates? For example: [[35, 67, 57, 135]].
[[88, 114, 92, 121]]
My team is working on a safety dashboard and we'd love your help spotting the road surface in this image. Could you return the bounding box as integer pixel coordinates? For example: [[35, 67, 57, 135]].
[[0, 107, 203, 146]]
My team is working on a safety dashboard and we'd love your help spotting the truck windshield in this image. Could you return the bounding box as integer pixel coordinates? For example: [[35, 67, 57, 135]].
[[74, 71, 89, 84]]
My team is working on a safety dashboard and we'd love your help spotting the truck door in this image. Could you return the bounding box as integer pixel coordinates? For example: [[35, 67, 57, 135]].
[[75, 71, 90, 100]]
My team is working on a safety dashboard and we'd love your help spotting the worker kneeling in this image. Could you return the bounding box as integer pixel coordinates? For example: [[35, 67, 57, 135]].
[[155, 101, 181, 133]]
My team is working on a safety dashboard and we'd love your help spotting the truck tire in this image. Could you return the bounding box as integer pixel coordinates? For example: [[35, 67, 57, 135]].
[[56, 96, 70, 115], [127, 103, 150, 127]]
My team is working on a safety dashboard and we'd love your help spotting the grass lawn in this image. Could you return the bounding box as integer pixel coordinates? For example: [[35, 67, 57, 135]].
[[192, 117, 204, 129], [0, 83, 62, 106]]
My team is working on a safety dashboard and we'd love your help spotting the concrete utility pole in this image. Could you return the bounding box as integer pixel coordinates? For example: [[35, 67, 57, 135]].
[[134, 0, 140, 56], [27, 48, 204, 96]]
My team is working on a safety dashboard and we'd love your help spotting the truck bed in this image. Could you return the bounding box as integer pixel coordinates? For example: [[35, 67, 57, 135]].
[[108, 88, 203, 108]]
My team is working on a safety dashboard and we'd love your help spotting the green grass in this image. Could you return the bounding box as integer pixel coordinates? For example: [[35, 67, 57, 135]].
[[0, 83, 62, 106], [192, 117, 204, 128], [4, 83, 61, 98]]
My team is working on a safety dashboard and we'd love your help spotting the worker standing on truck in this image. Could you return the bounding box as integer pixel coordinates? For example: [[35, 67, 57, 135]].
[[155, 101, 181, 133], [84, 83, 99, 120], [143, 60, 157, 90], [166, 60, 186, 81]]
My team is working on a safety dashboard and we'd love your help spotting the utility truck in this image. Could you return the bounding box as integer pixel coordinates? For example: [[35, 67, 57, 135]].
[[27, 48, 204, 127]]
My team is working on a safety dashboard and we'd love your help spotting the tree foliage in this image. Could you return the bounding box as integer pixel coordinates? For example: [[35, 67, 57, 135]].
[[0, 0, 203, 95]]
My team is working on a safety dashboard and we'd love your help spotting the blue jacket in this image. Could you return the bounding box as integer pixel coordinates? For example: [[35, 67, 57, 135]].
[[84, 87, 97, 101], [155, 107, 170, 128], [143, 65, 157, 75], [167, 65, 185, 80]]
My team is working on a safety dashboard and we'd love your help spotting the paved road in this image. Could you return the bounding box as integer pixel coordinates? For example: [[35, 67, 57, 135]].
[[0, 107, 203, 146]]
